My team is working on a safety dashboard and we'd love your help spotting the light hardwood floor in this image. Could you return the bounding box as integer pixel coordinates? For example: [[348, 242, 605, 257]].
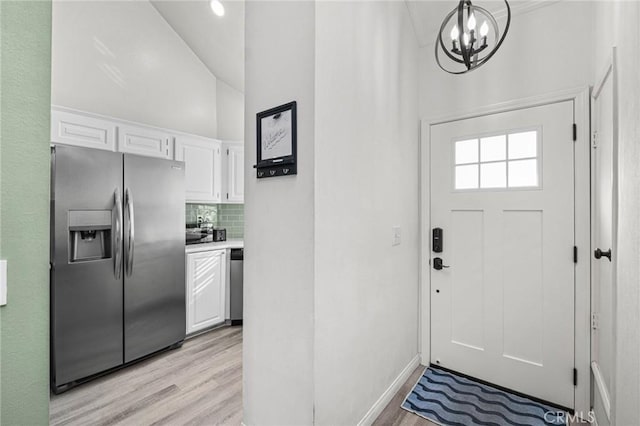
[[51, 329, 583, 426], [373, 366, 436, 426], [50, 326, 243, 426]]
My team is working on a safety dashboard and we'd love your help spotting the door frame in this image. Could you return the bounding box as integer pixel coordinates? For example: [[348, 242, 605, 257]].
[[418, 86, 591, 415], [590, 47, 618, 423]]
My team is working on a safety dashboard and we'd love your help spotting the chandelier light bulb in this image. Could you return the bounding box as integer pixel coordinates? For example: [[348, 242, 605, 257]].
[[480, 21, 489, 37], [463, 32, 470, 46], [450, 25, 460, 41], [468, 13, 476, 30]]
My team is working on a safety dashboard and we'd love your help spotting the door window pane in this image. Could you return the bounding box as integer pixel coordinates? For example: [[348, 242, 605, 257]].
[[455, 164, 479, 189], [508, 159, 538, 187], [453, 130, 540, 191], [480, 135, 506, 162], [455, 139, 478, 164], [508, 131, 537, 159], [481, 162, 507, 188]]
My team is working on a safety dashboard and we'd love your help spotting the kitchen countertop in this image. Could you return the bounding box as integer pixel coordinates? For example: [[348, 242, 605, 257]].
[[185, 239, 244, 254]]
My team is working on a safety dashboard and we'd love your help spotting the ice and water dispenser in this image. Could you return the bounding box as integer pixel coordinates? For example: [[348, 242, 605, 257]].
[[68, 210, 112, 263]]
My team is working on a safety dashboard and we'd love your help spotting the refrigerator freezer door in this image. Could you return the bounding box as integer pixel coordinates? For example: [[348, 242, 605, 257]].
[[51, 145, 124, 387], [123, 154, 186, 362]]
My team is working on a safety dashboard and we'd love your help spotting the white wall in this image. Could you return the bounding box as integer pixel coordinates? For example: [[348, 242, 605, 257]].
[[52, 0, 218, 138], [314, 2, 419, 424], [217, 79, 244, 141], [243, 2, 316, 425], [592, 2, 640, 425], [419, 2, 593, 119], [244, 1, 420, 424]]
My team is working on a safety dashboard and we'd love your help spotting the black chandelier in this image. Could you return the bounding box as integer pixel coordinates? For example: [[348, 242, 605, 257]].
[[435, 0, 511, 74]]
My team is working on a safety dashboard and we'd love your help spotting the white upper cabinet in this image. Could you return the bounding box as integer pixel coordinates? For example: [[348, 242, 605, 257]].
[[118, 125, 173, 159], [175, 135, 222, 203], [51, 107, 172, 159], [186, 249, 226, 334], [50, 108, 238, 205], [51, 108, 117, 151], [224, 143, 244, 203]]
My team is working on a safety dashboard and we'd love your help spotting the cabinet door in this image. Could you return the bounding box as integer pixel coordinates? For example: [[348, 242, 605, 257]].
[[226, 145, 244, 203], [186, 250, 226, 334], [51, 108, 117, 151], [175, 136, 222, 203], [118, 124, 172, 159]]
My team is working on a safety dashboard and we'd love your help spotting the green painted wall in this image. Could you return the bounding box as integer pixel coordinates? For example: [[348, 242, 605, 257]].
[[0, 1, 52, 424]]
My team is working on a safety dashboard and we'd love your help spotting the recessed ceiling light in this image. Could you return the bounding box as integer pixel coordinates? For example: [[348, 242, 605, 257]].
[[210, 0, 225, 17]]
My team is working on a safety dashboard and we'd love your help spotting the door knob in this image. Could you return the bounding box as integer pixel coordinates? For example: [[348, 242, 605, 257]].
[[594, 248, 612, 261], [433, 257, 450, 270]]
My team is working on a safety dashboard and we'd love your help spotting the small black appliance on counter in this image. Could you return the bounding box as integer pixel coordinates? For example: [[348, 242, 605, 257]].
[[212, 228, 226, 242], [185, 227, 227, 245]]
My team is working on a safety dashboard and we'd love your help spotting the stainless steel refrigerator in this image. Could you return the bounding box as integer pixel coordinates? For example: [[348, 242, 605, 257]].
[[50, 145, 185, 393]]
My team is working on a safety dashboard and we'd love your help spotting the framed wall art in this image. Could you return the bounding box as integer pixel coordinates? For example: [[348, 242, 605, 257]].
[[255, 101, 297, 178]]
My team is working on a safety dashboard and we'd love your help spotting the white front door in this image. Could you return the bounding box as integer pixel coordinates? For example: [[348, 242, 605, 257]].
[[430, 101, 576, 409]]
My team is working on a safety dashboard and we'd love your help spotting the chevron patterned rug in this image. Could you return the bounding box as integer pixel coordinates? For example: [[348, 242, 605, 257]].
[[402, 366, 567, 426]]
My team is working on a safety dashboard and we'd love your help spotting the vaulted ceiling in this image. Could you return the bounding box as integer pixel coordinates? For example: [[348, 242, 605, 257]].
[[150, 0, 245, 92], [148, 0, 557, 94]]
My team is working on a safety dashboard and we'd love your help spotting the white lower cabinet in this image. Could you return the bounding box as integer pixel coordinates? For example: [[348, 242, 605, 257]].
[[186, 250, 226, 334]]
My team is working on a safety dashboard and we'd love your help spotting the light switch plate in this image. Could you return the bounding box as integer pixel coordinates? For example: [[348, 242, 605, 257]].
[[392, 226, 401, 246], [0, 260, 6, 306]]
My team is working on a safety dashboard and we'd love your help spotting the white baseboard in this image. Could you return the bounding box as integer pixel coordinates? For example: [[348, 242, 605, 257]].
[[357, 354, 422, 426]]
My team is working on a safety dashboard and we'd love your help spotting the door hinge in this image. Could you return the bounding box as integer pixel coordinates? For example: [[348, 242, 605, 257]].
[[592, 313, 599, 330], [592, 131, 598, 149], [573, 246, 578, 263], [227, 148, 229, 155], [573, 368, 578, 386], [572, 123, 577, 141], [226, 193, 229, 199]]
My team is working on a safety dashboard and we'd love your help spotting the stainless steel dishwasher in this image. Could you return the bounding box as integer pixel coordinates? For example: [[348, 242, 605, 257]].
[[230, 248, 243, 325]]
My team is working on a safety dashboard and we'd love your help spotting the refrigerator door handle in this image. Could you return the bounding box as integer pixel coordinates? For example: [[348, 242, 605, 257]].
[[125, 188, 135, 277], [114, 188, 123, 279]]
